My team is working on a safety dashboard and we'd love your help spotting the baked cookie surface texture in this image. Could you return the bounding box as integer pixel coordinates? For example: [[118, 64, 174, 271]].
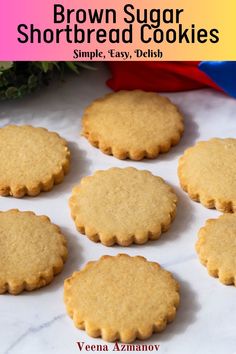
[[196, 214, 236, 286], [64, 254, 180, 343], [69, 167, 177, 246], [178, 138, 236, 212], [0, 125, 70, 197], [0, 209, 68, 294], [82, 90, 184, 160]]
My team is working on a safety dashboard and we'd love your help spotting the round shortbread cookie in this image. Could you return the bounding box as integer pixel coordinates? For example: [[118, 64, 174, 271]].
[[178, 138, 236, 212], [196, 214, 236, 286], [0, 125, 70, 197], [0, 209, 68, 294], [82, 90, 184, 160], [64, 254, 180, 343], [69, 167, 177, 246]]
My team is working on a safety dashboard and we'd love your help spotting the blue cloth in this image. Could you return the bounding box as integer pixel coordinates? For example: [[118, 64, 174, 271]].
[[199, 61, 236, 98]]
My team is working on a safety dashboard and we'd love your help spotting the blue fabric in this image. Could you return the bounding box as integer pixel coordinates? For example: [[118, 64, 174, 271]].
[[199, 61, 236, 98]]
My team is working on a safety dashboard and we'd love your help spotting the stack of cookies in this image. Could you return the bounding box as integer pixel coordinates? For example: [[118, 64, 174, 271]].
[[0, 89, 235, 344]]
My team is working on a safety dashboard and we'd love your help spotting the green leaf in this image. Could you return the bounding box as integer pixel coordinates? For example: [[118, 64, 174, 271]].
[[0, 62, 14, 71], [65, 61, 80, 74], [0, 75, 8, 87], [19, 84, 28, 97], [76, 62, 96, 71], [50, 62, 60, 71], [5, 87, 19, 99], [41, 62, 50, 73], [28, 74, 38, 89]]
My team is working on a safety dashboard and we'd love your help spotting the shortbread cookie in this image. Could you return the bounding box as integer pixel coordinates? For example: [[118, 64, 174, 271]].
[[178, 138, 236, 212], [0, 125, 70, 197], [0, 209, 68, 294], [82, 90, 184, 160], [196, 214, 236, 286], [69, 167, 177, 246], [64, 254, 180, 343]]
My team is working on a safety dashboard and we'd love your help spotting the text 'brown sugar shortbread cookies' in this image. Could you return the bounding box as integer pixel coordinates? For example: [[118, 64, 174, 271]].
[[82, 90, 184, 160], [64, 254, 180, 343], [0, 209, 68, 295], [178, 138, 236, 212], [0, 125, 71, 197], [196, 214, 236, 286], [69, 167, 177, 246]]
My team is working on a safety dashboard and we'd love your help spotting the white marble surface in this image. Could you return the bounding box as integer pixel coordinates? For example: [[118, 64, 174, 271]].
[[0, 64, 236, 354]]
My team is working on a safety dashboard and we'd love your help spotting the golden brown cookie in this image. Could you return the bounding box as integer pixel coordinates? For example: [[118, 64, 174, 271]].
[[0, 125, 70, 197], [196, 214, 236, 286], [0, 209, 68, 294], [178, 138, 236, 212], [69, 167, 177, 246], [82, 90, 184, 160], [64, 254, 180, 343]]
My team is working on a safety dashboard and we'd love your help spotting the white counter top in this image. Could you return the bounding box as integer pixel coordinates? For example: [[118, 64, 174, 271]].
[[1, 64, 236, 354]]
